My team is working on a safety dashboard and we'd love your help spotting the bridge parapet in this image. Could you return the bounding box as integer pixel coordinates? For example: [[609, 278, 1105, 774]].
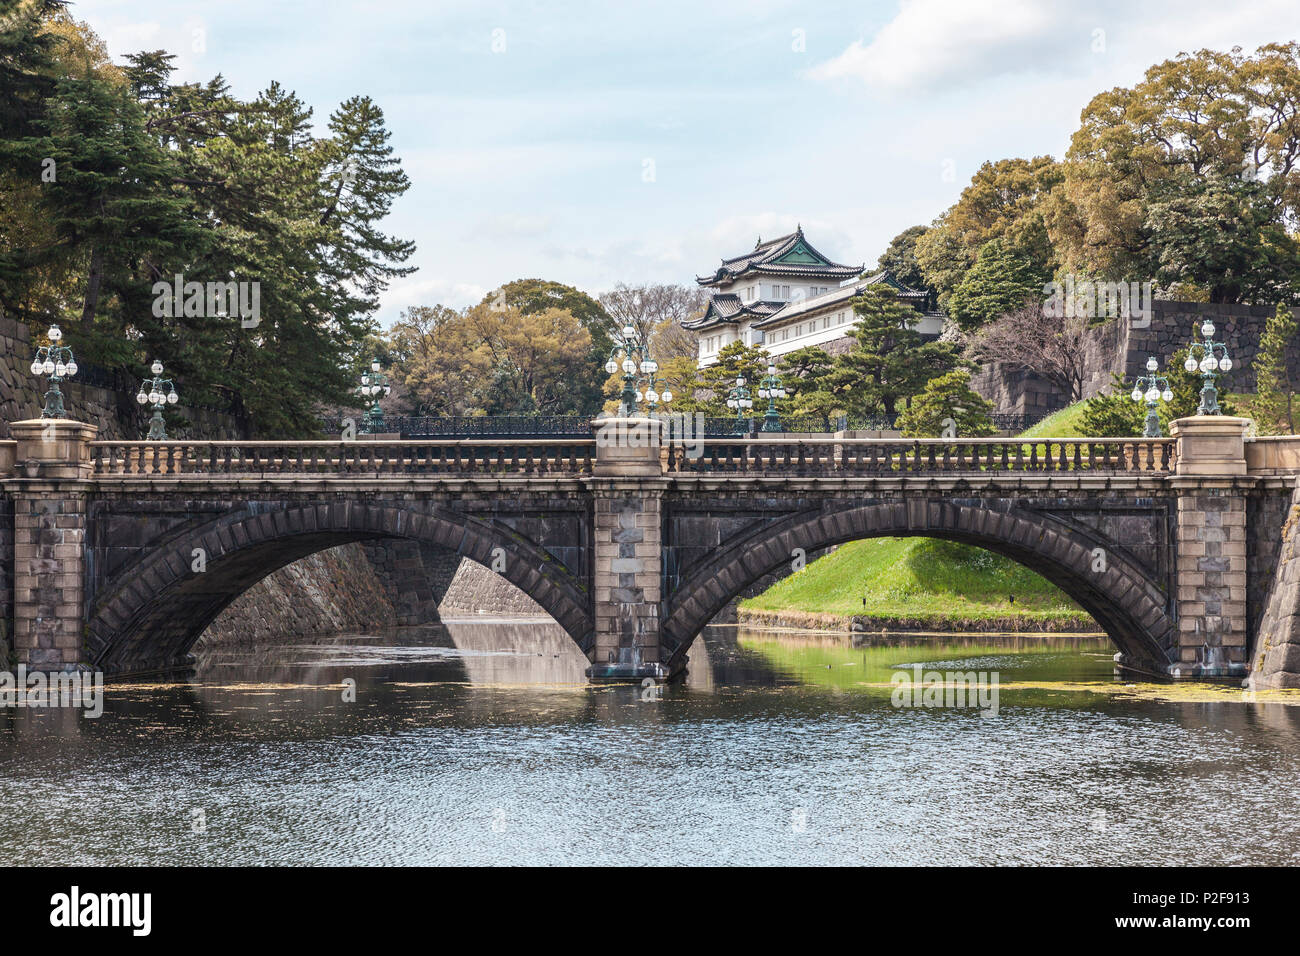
[[88, 438, 596, 477], [667, 436, 1176, 475], [1246, 436, 1300, 476]]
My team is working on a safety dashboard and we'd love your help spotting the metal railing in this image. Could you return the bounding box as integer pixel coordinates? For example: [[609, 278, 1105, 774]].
[[666, 437, 1176, 475], [89, 439, 597, 477], [317, 413, 912, 438]]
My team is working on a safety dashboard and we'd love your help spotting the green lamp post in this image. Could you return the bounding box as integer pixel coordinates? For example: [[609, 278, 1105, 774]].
[[1183, 318, 1233, 415], [725, 374, 753, 432], [30, 324, 78, 418], [603, 324, 670, 415], [135, 359, 178, 440], [1130, 356, 1173, 438], [756, 362, 787, 433], [358, 358, 390, 433]]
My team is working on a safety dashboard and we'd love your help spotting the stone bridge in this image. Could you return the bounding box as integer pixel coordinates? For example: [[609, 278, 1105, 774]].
[[2, 416, 1299, 686]]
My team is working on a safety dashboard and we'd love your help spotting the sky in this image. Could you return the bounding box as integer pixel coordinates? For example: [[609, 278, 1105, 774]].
[[72, 0, 1300, 324]]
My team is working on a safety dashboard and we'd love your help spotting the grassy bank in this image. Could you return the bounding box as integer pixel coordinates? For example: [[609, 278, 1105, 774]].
[[740, 399, 1098, 630], [740, 537, 1092, 628]]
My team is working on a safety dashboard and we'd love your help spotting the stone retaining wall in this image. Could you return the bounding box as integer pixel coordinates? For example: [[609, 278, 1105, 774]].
[[972, 301, 1300, 417], [196, 543, 397, 650], [1254, 480, 1300, 688], [0, 312, 244, 440]]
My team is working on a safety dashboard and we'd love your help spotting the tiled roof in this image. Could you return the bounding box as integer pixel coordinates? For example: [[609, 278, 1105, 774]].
[[750, 271, 930, 330], [682, 295, 784, 330], [696, 225, 864, 287]]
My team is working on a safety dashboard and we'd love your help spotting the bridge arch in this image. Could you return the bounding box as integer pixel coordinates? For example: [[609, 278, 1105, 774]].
[[661, 499, 1177, 677], [86, 501, 593, 674]]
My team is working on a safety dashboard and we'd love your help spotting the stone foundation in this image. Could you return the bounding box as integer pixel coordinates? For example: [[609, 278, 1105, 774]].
[[1254, 480, 1300, 688]]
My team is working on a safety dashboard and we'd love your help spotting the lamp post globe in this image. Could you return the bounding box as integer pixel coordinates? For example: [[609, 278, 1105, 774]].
[[137, 359, 178, 440], [33, 324, 79, 419], [1131, 357, 1172, 438], [357, 358, 389, 433], [758, 360, 786, 432], [1185, 319, 1231, 414], [603, 322, 669, 416]]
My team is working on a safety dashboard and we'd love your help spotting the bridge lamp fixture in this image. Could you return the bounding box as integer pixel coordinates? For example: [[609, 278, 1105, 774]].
[[31, 323, 79, 418], [357, 357, 391, 434], [757, 362, 787, 433], [726, 374, 754, 431], [136, 359, 178, 440], [1131, 356, 1173, 438], [605, 323, 668, 415], [1183, 320, 1232, 415]]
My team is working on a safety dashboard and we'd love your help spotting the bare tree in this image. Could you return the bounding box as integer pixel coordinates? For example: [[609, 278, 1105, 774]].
[[598, 282, 708, 359], [969, 300, 1090, 402]]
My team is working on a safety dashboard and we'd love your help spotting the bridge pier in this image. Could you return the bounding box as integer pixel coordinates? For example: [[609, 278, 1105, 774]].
[[7, 419, 96, 671], [585, 417, 675, 683], [1167, 417, 1252, 679]]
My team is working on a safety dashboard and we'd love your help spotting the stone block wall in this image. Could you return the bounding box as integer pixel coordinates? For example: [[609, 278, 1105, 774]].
[[1247, 489, 1294, 644], [1254, 481, 1300, 688], [1173, 489, 1249, 673], [11, 491, 87, 669], [592, 487, 663, 667], [438, 555, 546, 616], [971, 301, 1300, 417], [196, 543, 397, 650], [0, 312, 244, 440]]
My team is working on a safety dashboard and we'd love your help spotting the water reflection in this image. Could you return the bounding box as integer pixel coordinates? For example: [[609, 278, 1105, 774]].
[[1, 621, 1298, 866]]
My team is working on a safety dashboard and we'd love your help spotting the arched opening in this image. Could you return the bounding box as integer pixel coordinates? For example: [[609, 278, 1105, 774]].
[[662, 500, 1175, 678], [86, 503, 593, 675]]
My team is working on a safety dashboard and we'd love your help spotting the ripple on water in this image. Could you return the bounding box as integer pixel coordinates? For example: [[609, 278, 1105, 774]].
[[1, 624, 1298, 865]]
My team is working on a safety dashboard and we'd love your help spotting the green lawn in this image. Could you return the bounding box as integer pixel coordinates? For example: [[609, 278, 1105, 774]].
[[1018, 402, 1090, 439], [740, 536, 1091, 625], [739, 406, 1100, 627]]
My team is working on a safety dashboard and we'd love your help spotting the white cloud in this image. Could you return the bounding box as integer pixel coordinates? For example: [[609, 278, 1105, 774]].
[[810, 0, 1091, 92], [382, 276, 487, 317]]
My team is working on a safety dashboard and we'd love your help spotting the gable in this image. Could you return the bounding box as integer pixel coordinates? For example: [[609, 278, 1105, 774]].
[[773, 241, 824, 266]]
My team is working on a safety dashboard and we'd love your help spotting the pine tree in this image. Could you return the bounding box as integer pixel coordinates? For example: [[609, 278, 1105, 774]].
[[895, 370, 997, 437], [1079, 375, 1146, 437], [827, 286, 962, 420], [945, 238, 1046, 332], [1253, 303, 1298, 435]]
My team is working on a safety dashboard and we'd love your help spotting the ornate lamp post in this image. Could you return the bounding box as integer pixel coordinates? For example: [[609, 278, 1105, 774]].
[[1183, 318, 1233, 415], [604, 325, 669, 416], [725, 374, 753, 431], [357, 357, 390, 433], [135, 359, 178, 440], [30, 324, 78, 418], [1130, 356, 1173, 438], [756, 362, 787, 433]]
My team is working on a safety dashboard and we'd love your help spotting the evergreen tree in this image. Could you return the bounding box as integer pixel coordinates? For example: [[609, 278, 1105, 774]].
[[895, 370, 997, 437], [826, 286, 961, 419], [1252, 303, 1298, 434], [1079, 375, 1146, 437], [945, 237, 1047, 332], [777, 345, 840, 420]]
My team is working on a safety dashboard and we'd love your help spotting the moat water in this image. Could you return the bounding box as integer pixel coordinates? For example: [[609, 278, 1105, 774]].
[[1, 620, 1298, 865]]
